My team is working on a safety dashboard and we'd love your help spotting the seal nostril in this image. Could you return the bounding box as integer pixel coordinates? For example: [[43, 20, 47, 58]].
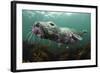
[[50, 23, 54, 26]]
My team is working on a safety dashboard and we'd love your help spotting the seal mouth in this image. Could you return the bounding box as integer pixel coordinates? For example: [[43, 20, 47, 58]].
[[32, 22, 44, 37]]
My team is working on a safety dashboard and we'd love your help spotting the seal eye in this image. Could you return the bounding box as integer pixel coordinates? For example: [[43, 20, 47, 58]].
[[50, 23, 54, 26]]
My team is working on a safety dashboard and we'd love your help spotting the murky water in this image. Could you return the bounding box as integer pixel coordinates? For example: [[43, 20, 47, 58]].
[[22, 10, 91, 62]]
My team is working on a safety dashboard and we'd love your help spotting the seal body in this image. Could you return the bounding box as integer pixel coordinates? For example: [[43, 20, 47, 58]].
[[32, 21, 86, 45]]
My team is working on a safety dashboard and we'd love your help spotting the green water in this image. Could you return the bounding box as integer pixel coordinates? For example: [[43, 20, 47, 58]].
[[22, 10, 91, 53]]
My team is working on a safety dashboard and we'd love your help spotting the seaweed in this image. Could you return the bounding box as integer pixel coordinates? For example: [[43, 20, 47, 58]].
[[23, 40, 91, 63]]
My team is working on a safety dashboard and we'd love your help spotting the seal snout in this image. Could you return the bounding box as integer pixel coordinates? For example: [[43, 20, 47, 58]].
[[32, 22, 44, 37]]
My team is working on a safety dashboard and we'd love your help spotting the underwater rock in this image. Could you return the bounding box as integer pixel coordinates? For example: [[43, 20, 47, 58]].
[[32, 49, 49, 62], [59, 50, 69, 60], [23, 41, 90, 62], [76, 43, 91, 59], [30, 44, 54, 62]]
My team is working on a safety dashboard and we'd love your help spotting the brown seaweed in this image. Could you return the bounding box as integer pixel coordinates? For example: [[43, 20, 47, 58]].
[[23, 41, 91, 63]]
